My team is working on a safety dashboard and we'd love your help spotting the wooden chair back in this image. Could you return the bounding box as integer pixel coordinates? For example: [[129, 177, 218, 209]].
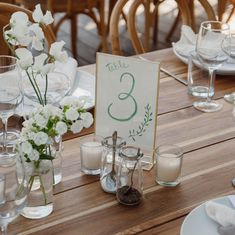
[[192, 0, 217, 30], [110, 0, 192, 55], [0, 3, 55, 55], [15, 0, 107, 59]]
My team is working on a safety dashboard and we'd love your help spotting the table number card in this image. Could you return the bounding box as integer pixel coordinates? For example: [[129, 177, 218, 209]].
[[95, 53, 160, 169]]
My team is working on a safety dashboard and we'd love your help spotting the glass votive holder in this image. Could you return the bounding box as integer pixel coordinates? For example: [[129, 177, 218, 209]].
[[155, 145, 183, 187], [80, 134, 103, 175]]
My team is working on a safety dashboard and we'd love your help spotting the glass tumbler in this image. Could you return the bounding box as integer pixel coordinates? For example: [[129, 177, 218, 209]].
[[155, 145, 183, 187], [188, 51, 214, 98]]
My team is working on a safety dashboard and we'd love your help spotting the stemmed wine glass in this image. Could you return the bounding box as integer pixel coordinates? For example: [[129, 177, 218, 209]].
[[0, 154, 28, 235], [0, 56, 22, 160], [222, 33, 235, 103], [194, 21, 230, 112]]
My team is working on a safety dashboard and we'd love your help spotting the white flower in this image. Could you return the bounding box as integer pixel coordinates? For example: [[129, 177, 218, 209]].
[[22, 119, 33, 129], [70, 120, 83, 134], [29, 23, 44, 40], [33, 131, 48, 146], [55, 121, 67, 135], [32, 37, 43, 51], [51, 106, 63, 118], [65, 107, 79, 121], [10, 12, 28, 27], [7, 12, 30, 46], [15, 48, 33, 69], [29, 23, 45, 51], [28, 149, 40, 161], [5, 26, 31, 46], [81, 112, 93, 128], [32, 4, 54, 25], [60, 96, 84, 109], [21, 141, 33, 155], [28, 132, 36, 141], [33, 53, 47, 69], [34, 113, 48, 128], [49, 41, 68, 63], [33, 53, 54, 75]]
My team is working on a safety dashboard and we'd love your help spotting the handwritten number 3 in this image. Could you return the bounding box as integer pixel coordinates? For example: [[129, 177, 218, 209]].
[[108, 72, 137, 122]]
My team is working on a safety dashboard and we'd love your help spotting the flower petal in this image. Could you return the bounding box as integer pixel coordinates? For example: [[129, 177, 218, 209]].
[[32, 4, 44, 23], [15, 48, 33, 69], [10, 11, 28, 26]]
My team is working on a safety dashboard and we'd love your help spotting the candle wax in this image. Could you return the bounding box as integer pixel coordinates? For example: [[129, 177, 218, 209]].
[[81, 142, 103, 170], [157, 153, 181, 182]]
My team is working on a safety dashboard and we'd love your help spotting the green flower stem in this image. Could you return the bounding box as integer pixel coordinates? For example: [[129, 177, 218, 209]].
[[44, 74, 48, 105], [31, 70, 44, 105], [39, 174, 48, 205], [28, 175, 35, 193], [26, 70, 43, 105]]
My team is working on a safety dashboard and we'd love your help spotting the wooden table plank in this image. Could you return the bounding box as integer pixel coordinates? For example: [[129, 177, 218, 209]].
[[11, 137, 235, 234]]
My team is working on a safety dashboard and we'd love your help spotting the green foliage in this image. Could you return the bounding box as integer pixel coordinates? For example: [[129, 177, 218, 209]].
[[128, 104, 153, 142]]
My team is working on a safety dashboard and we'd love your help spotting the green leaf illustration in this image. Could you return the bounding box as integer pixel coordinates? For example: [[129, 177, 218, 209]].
[[128, 104, 153, 142]]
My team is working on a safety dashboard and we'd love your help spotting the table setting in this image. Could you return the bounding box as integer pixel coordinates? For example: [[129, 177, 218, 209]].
[[1, 3, 235, 235]]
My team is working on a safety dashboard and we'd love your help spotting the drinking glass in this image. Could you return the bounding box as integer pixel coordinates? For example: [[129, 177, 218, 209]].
[[0, 155, 28, 234], [0, 56, 22, 160], [222, 33, 235, 103], [194, 21, 230, 112]]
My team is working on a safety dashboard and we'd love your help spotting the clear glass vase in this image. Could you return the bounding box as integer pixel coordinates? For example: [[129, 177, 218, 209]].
[[21, 160, 53, 219]]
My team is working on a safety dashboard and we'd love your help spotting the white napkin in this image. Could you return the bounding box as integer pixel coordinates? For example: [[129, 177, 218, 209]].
[[174, 25, 235, 64], [205, 201, 235, 227], [173, 25, 197, 57], [54, 57, 78, 86]]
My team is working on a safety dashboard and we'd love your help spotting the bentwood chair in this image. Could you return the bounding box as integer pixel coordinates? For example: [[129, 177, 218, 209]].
[[165, 0, 216, 42], [15, 0, 107, 59], [110, 0, 192, 55], [0, 2, 55, 55], [218, 0, 235, 22]]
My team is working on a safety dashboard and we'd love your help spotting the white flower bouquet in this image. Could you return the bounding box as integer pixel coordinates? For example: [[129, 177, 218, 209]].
[[3, 5, 93, 167], [18, 96, 93, 167]]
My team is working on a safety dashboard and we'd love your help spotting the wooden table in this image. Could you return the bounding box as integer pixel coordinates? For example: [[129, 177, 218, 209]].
[[9, 48, 235, 234]]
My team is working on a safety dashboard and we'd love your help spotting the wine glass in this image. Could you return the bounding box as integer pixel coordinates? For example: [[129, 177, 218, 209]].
[[222, 33, 235, 103], [0, 56, 23, 160], [193, 21, 230, 112], [0, 155, 28, 234]]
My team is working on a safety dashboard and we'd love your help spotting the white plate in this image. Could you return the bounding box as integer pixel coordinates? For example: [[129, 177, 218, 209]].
[[172, 44, 235, 75], [17, 69, 95, 116], [180, 196, 234, 235]]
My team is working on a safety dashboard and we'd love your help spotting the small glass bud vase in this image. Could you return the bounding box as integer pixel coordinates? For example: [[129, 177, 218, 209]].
[[100, 135, 126, 194], [116, 146, 144, 206], [21, 160, 53, 219]]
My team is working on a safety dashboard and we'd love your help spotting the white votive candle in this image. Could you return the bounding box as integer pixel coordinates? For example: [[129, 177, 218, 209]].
[[157, 154, 181, 182], [81, 142, 103, 170], [155, 145, 183, 187]]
